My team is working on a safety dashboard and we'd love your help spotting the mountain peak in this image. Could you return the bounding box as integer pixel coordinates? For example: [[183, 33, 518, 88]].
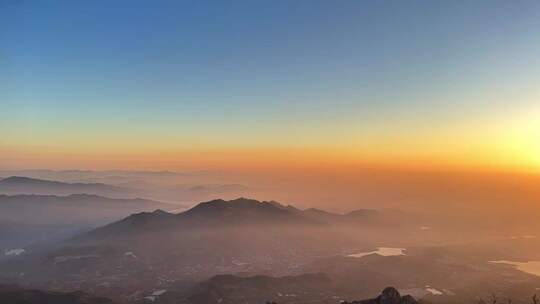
[[80, 208, 176, 239], [151, 209, 171, 215], [184, 198, 291, 217], [129, 209, 174, 220]]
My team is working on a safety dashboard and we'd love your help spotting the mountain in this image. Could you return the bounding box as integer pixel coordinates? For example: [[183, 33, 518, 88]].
[[1, 198, 429, 302], [80, 198, 320, 240], [180, 198, 317, 224], [85, 198, 381, 239], [0, 194, 172, 251], [0, 176, 132, 198], [0, 284, 116, 304], [4, 197, 538, 303], [55, 197, 389, 267], [0, 171, 255, 203]]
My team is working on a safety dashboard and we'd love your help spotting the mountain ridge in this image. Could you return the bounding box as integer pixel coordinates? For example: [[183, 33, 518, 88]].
[[0, 176, 132, 198], [72, 197, 384, 244]]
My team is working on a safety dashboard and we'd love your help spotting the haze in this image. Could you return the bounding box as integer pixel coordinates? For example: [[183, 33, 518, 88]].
[[1, 1, 540, 304]]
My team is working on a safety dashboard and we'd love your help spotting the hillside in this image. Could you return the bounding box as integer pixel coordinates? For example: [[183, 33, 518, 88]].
[[0, 194, 172, 251], [81, 197, 379, 240]]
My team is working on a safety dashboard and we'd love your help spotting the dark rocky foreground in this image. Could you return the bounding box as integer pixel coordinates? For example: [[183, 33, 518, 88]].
[[0, 285, 117, 304], [0, 284, 416, 304], [266, 287, 418, 304], [342, 287, 418, 304]]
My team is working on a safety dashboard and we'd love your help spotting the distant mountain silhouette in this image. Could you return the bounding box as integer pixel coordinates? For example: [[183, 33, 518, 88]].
[[181, 197, 314, 223], [0, 176, 132, 198], [0, 284, 116, 304], [76, 197, 382, 242], [80, 198, 319, 239]]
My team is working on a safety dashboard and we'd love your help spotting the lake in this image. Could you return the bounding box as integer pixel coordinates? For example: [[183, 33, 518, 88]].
[[490, 260, 540, 277], [348, 247, 406, 258]]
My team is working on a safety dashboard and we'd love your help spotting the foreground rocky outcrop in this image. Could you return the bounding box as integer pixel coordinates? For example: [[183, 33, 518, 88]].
[[343, 287, 418, 304]]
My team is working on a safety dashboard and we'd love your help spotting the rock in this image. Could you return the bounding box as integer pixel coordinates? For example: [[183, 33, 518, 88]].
[[344, 287, 418, 304], [379, 287, 402, 304], [401, 295, 418, 304]]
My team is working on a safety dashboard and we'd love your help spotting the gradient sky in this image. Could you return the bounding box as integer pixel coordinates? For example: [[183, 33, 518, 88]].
[[1, 0, 540, 171]]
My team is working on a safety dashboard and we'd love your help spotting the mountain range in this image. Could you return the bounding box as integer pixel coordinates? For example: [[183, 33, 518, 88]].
[[0, 176, 132, 198], [2, 196, 540, 304], [0, 198, 387, 299], [77, 197, 380, 241], [0, 175, 252, 204]]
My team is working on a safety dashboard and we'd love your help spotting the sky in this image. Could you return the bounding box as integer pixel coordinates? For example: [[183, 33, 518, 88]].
[[1, 0, 540, 172]]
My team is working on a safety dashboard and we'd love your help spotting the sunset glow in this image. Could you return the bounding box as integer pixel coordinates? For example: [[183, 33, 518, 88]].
[[1, 1, 540, 173]]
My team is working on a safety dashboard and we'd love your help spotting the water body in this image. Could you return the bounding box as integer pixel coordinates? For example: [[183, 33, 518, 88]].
[[348, 247, 405, 258], [400, 286, 445, 298], [490, 260, 540, 277], [426, 287, 443, 295], [509, 235, 537, 240], [4, 248, 25, 256]]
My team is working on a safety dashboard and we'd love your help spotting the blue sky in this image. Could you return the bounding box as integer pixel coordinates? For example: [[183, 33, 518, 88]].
[[1, 1, 540, 170]]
